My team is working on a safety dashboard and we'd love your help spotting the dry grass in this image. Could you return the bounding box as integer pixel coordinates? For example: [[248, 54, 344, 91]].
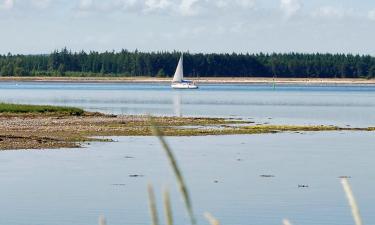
[[341, 178, 363, 225]]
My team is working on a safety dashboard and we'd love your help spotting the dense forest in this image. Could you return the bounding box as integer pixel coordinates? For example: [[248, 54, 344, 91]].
[[1, 48, 375, 78]]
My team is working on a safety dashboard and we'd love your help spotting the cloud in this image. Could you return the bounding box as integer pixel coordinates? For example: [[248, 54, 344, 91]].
[[31, 0, 52, 9], [312, 6, 353, 19], [178, 0, 201, 16], [236, 0, 256, 8], [368, 9, 375, 21], [78, 0, 93, 10], [0, 0, 14, 10], [214, 0, 255, 9], [280, 0, 301, 17], [75, 0, 257, 16], [145, 0, 171, 11]]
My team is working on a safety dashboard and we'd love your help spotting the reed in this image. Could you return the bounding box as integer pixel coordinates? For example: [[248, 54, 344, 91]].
[[148, 183, 160, 225], [204, 213, 220, 225], [341, 178, 363, 225], [98, 215, 107, 225], [150, 117, 196, 225], [163, 188, 174, 225], [282, 219, 293, 225]]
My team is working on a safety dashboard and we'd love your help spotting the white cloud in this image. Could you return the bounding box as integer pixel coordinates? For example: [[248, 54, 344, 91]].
[[215, 0, 255, 9], [312, 6, 352, 19], [0, 0, 14, 10], [236, 0, 255, 9], [145, 0, 171, 11], [368, 9, 375, 21], [31, 0, 52, 9], [280, 0, 301, 17], [75, 0, 256, 16], [179, 0, 201, 16], [78, 0, 93, 10]]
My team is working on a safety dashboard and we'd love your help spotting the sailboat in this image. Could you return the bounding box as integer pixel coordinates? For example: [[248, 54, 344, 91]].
[[171, 54, 198, 89]]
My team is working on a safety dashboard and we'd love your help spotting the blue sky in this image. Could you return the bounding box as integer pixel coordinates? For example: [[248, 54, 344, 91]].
[[1, 0, 375, 55]]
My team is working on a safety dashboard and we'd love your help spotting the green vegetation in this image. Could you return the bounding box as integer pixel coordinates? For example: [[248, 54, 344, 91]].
[[0, 103, 84, 115], [1, 48, 375, 78]]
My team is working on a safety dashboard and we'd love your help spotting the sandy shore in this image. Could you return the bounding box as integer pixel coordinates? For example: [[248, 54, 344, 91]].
[[0, 76, 374, 85]]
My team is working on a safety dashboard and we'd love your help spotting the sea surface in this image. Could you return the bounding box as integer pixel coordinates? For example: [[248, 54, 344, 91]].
[[0, 82, 375, 126], [0, 82, 374, 225]]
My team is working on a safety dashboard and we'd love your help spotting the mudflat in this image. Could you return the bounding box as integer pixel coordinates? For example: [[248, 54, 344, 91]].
[[0, 112, 374, 150]]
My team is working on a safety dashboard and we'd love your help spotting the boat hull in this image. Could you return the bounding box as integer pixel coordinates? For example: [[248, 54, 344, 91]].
[[171, 82, 198, 89]]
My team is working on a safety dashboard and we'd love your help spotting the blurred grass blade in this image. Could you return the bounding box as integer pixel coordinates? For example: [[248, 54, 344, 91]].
[[163, 188, 174, 225], [148, 183, 159, 225], [150, 117, 196, 225], [204, 212, 220, 225], [98, 215, 107, 225], [341, 178, 363, 225], [282, 219, 293, 225]]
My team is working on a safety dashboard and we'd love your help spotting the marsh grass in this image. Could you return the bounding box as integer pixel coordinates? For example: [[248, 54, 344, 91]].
[[0, 102, 83, 115]]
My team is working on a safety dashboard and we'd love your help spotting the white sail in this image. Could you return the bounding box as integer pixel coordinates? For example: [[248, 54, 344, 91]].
[[172, 55, 183, 82]]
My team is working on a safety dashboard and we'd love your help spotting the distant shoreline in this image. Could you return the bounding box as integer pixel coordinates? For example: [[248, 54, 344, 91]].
[[0, 76, 374, 85]]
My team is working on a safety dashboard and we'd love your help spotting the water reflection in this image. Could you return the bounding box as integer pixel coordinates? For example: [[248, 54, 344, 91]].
[[173, 93, 182, 117]]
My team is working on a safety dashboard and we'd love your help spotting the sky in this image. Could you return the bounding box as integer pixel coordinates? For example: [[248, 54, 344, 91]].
[[1, 0, 375, 55]]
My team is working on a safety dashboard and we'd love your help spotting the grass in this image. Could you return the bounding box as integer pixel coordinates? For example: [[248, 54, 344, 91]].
[[0, 102, 84, 115]]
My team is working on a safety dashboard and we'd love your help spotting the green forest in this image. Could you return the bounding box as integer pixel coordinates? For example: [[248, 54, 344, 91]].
[[1, 48, 375, 78]]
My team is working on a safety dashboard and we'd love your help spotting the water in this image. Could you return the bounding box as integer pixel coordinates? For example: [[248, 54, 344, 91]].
[[0, 82, 375, 127], [0, 82, 374, 225], [0, 133, 374, 225]]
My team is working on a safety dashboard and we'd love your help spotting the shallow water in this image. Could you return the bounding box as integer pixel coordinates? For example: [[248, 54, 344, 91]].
[[0, 133, 374, 225], [0, 82, 374, 225], [0, 82, 375, 126]]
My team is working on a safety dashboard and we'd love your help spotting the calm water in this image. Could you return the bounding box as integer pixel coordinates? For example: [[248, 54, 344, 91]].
[[0, 82, 374, 225], [0, 82, 375, 126], [0, 133, 374, 225]]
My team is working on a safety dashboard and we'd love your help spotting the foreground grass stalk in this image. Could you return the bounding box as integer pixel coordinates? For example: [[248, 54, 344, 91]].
[[148, 183, 160, 225], [163, 188, 174, 225], [341, 178, 363, 225], [150, 117, 196, 225], [282, 219, 293, 225], [98, 215, 107, 225], [204, 213, 220, 225]]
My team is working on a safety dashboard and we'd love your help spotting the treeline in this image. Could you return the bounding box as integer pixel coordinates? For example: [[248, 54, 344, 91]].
[[1, 48, 375, 78]]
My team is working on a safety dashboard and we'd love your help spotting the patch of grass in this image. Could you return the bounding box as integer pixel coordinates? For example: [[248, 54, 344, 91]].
[[0, 103, 84, 115]]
